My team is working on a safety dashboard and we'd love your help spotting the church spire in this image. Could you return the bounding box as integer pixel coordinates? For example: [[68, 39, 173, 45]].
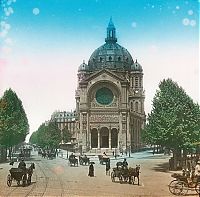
[[105, 17, 117, 43]]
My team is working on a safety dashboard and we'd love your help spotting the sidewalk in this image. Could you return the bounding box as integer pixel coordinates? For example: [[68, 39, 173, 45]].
[[58, 149, 167, 161]]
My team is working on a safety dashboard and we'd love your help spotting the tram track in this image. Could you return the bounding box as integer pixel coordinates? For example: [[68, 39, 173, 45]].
[[39, 158, 65, 197], [25, 159, 49, 197], [25, 157, 65, 197]]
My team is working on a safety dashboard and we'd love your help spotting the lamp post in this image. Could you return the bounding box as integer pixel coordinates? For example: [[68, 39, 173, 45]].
[[127, 141, 131, 157]]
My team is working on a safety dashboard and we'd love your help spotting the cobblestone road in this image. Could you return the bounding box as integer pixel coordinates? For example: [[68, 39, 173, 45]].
[[0, 151, 198, 197]]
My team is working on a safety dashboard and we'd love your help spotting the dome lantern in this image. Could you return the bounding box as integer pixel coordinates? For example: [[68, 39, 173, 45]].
[[88, 18, 134, 71], [105, 17, 117, 43]]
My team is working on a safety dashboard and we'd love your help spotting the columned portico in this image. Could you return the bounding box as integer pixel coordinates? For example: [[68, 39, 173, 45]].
[[90, 126, 119, 150], [109, 126, 111, 149]]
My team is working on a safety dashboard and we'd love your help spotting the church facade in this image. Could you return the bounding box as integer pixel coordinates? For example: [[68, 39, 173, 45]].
[[75, 19, 146, 154]]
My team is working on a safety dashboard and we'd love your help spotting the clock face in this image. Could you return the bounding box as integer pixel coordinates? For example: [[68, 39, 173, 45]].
[[95, 87, 114, 105]]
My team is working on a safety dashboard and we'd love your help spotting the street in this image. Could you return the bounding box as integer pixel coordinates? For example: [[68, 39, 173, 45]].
[[0, 150, 198, 197]]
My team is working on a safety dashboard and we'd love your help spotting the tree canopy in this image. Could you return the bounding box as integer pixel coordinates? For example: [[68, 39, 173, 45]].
[[29, 122, 71, 149], [143, 79, 200, 151], [0, 88, 29, 147]]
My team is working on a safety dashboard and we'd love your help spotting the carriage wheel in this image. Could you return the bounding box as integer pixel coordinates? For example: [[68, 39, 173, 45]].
[[175, 181, 188, 196], [124, 176, 128, 182], [119, 175, 123, 184], [169, 180, 188, 196], [130, 176, 134, 185], [111, 172, 115, 182], [27, 176, 31, 185], [169, 180, 180, 195], [195, 182, 200, 194], [7, 174, 12, 187], [22, 174, 27, 187]]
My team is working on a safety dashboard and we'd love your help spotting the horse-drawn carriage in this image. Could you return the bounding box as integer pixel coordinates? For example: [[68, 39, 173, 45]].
[[98, 155, 109, 165], [169, 173, 200, 195], [79, 156, 90, 165], [47, 152, 56, 159], [68, 155, 78, 166], [111, 162, 140, 185], [7, 163, 35, 187]]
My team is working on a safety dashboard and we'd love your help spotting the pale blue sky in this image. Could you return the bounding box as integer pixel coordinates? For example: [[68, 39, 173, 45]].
[[0, 0, 199, 139]]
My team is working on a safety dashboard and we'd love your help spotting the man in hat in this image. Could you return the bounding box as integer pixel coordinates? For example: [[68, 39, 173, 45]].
[[195, 160, 200, 177], [18, 159, 26, 171]]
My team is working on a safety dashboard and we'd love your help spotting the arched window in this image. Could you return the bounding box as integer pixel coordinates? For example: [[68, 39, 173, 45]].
[[139, 77, 142, 87], [135, 77, 139, 88], [109, 56, 112, 61], [131, 102, 133, 111], [100, 57, 103, 62], [135, 101, 139, 112], [118, 57, 121, 61]]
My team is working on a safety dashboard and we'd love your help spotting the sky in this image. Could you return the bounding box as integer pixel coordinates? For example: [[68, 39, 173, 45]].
[[0, 0, 199, 141]]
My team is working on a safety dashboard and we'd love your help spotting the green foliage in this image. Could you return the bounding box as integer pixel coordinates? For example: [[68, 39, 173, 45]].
[[0, 88, 29, 147], [143, 79, 200, 150], [29, 131, 38, 145], [29, 121, 67, 149], [62, 126, 72, 143]]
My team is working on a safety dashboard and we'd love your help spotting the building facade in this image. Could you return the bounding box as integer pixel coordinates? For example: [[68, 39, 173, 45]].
[[75, 19, 146, 154], [51, 111, 78, 142]]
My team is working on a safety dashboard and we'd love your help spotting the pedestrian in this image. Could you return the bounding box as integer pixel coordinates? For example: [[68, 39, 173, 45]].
[[106, 158, 110, 175], [88, 163, 94, 177]]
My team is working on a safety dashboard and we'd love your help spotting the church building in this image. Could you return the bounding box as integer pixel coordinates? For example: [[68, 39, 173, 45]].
[[75, 19, 146, 154]]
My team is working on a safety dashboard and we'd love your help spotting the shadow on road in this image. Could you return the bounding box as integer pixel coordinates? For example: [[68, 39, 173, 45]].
[[151, 161, 170, 173]]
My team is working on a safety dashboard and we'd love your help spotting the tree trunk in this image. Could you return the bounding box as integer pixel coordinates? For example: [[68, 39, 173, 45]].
[[173, 149, 181, 170]]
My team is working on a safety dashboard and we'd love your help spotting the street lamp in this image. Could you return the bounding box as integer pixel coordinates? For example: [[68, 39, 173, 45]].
[[127, 141, 131, 157]]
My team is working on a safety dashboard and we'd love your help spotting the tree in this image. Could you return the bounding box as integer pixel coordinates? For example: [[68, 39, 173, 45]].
[[29, 131, 38, 145], [62, 126, 72, 143], [0, 88, 29, 157], [29, 122, 62, 149], [45, 121, 62, 149], [143, 79, 200, 169]]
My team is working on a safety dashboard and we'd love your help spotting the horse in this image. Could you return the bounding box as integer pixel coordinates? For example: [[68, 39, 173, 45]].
[[69, 157, 78, 166], [128, 165, 140, 185], [26, 163, 35, 185], [79, 156, 90, 165], [41, 152, 46, 158]]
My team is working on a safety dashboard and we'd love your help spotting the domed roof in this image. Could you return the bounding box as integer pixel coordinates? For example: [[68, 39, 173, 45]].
[[131, 60, 143, 72], [88, 18, 133, 71], [78, 61, 89, 72]]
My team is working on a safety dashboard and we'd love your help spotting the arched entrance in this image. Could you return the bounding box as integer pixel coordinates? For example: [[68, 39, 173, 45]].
[[100, 127, 109, 148], [111, 128, 118, 148], [91, 128, 98, 148]]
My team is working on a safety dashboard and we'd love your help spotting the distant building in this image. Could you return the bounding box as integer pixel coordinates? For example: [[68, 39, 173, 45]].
[[75, 19, 146, 153], [50, 111, 78, 141]]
